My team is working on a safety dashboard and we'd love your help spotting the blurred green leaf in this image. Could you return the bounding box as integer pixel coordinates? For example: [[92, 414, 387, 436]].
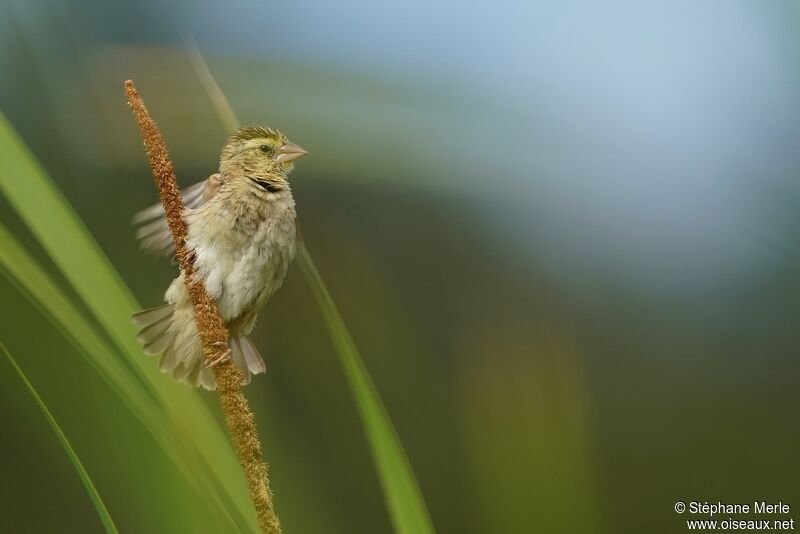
[[297, 244, 435, 534], [1, 342, 119, 534], [0, 111, 257, 532], [0, 219, 246, 530], [186, 42, 436, 534]]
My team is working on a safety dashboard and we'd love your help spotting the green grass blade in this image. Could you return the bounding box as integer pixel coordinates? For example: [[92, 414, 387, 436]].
[[186, 43, 436, 533], [1, 342, 119, 534], [0, 222, 147, 406], [0, 220, 247, 531], [0, 111, 257, 532], [297, 244, 435, 534]]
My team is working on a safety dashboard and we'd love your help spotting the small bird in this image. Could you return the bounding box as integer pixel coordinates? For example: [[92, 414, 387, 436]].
[[131, 125, 308, 390]]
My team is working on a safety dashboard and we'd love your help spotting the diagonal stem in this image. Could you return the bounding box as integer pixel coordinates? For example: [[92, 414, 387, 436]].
[[124, 80, 281, 534]]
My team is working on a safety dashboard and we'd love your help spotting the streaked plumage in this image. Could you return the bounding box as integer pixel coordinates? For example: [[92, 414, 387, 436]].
[[132, 125, 307, 389]]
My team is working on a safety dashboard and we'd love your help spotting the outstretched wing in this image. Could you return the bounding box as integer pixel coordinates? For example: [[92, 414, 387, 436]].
[[133, 173, 223, 257]]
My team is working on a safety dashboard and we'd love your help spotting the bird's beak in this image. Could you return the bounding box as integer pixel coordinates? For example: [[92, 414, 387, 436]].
[[276, 142, 309, 163]]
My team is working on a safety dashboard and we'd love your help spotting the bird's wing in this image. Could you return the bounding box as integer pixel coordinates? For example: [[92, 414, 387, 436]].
[[133, 173, 224, 257]]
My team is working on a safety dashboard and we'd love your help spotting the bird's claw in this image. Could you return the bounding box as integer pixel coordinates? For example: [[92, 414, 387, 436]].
[[205, 341, 231, 368], [184, 249, 197, 265]]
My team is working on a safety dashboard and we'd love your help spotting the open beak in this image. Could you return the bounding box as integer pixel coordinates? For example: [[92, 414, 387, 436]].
[[276, 142, 309, 163]]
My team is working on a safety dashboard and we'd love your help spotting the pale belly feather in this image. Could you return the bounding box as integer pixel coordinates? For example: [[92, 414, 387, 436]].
[[163, 193, 296, 362]]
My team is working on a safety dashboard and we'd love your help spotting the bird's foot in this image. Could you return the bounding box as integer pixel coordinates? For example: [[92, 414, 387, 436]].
[[183, 249, 197, 265], [205, 341, 232, 368]]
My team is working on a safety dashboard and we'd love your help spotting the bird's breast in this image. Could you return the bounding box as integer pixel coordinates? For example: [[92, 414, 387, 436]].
[[184, 195, 297, 323]]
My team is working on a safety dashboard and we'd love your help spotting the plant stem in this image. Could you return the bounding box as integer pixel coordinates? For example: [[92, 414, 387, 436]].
[[124, 80, 281, 534]]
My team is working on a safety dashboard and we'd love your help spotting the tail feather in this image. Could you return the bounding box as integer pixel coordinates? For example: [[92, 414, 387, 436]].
[[196, 366, 215, 390], [135, 320, 169, 345], [144, 331, 175, 356], [137, 321, 174, 356], [227, 336, 267, 387], [132, 304, 266, 389], [159, 346, 180, 373], [172, 360, 192, 380], [240, 336, 266, 375], [132, 304, 176, 358], [132, 304, 174, 327], [229, 337, 248, 384]]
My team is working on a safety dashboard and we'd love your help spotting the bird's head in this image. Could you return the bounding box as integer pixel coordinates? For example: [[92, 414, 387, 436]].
[[219, 125, 308, 183]]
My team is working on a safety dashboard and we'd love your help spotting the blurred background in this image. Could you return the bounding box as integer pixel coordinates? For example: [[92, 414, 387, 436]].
[[2, 0, 800, 532]]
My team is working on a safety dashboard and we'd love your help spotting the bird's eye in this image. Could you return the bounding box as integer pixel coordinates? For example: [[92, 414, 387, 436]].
[[259, 144, 273, 155]]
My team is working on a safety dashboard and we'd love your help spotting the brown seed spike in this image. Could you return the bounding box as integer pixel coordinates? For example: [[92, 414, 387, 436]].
[[124, 80, 282, 534]]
